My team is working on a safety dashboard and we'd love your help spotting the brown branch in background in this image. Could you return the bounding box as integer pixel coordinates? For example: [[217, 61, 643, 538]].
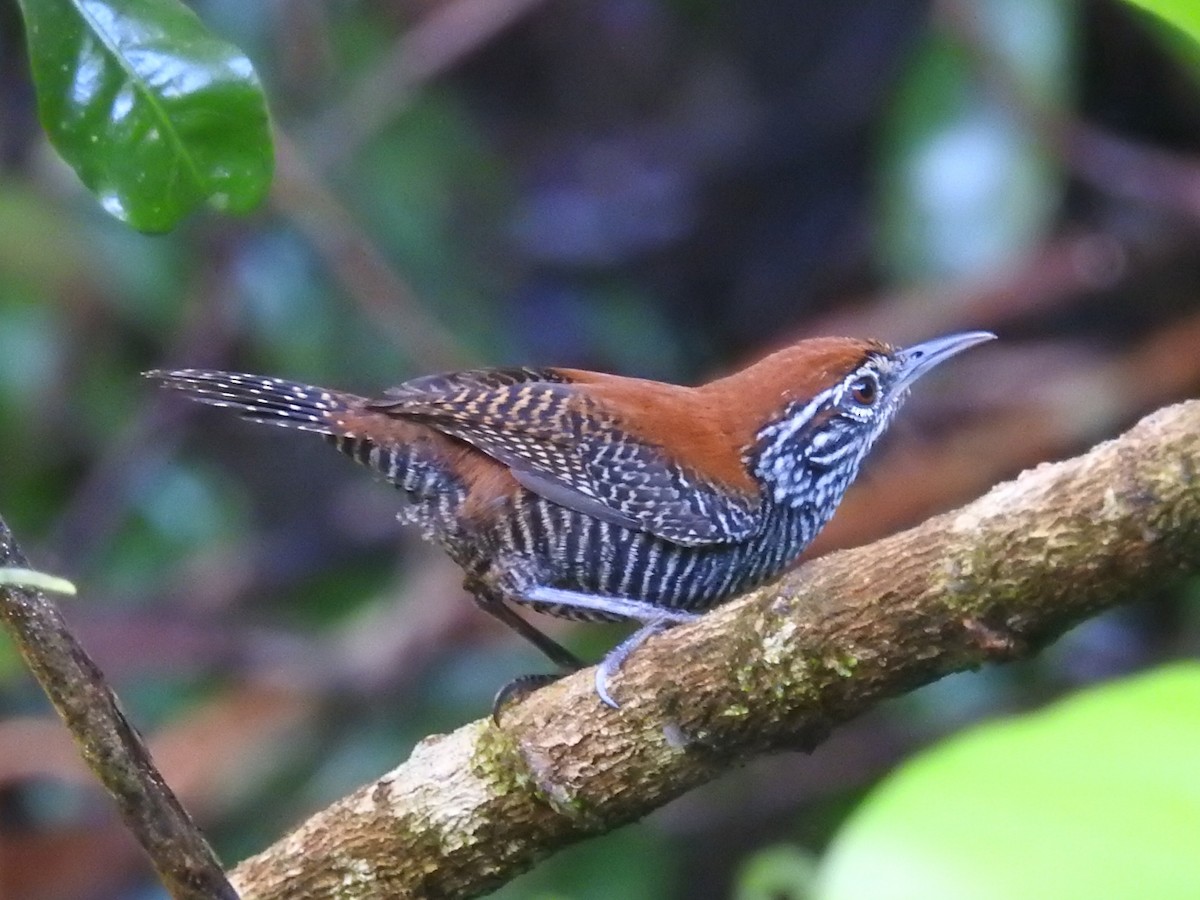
[[1060, 123, 1200, 222], [807, 229, 1131, 343], [0, 684, 313, 899], [271, 0, 552, 374], [231, 400, 1200, 899], [307, 0, 553, 172], [271, 131, 473, 372], [48, 262, 240, 570], [937, 0, 1200, 222], [0, 520, 236, 900]]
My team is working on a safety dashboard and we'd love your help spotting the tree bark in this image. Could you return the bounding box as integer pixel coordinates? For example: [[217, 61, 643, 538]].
[[230, 399, 1200, 900]]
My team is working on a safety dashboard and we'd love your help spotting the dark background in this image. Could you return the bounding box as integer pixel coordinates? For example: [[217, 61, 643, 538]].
[[1, 0, 1199, 897]]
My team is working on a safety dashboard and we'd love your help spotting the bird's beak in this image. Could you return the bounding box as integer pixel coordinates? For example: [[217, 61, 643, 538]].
[[894, 331, 996, 390]]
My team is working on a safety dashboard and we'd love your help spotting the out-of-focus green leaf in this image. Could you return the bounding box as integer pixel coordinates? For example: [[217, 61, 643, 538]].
[[1122, 0, 1200, 48], [98, 459, 250, 596], [18, 0, 273, 231], [816, 664, 1200, 900], [1119, 0, 1200, 88], [735, 844, 817, 900], [0, 298, 62, 408], [877, 0, 1073, 282], [0, 180, 91, 291], [348, 93, 509, 360]]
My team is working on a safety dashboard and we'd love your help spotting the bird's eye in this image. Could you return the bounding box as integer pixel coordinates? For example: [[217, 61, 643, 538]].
[[849, 375, 878, 406]]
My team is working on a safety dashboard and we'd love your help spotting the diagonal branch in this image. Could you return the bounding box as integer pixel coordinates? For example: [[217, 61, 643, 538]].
[[0, 527, 236, 900], [231, 400, 1200, 900]]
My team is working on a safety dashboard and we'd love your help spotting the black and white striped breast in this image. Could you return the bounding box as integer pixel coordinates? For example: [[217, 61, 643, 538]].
[[487, 493, 818, 621], [328, 430, 821, 623]]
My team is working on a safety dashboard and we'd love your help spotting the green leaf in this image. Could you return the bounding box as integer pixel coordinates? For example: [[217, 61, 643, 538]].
[[816, 664, 1200, 900], [18, 0, 273, 232], [1118, 0, 1200, 89], [735, 845, 818, 900], [1121, 0, 1200, 49]]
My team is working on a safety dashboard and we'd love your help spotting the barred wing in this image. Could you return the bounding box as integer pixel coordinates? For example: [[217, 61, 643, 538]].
[[370, 375, 759, 546]]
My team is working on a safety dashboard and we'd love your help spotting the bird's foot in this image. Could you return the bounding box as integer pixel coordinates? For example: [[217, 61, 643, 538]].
[[492, 671, 572, 723], [500, 585, 701, 712], [594, 615, 697, 709]]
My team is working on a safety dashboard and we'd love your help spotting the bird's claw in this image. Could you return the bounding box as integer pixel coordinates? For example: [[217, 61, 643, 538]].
[[491, 672, 566, 723]]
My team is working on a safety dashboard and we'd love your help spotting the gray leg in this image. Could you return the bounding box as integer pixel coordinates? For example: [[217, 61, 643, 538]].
[[469, 585, 585, 670], [596, 619, 687, 708], [520, 585, 698, 708], [523, 585, 698, 624]]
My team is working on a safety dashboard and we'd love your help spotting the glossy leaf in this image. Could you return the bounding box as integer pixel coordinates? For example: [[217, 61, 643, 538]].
[[816, 664, 1200, 900], [18, 0, 273, 231]]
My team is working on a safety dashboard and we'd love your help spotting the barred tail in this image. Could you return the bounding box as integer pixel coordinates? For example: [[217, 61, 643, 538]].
[[145, 369, 361, 435]]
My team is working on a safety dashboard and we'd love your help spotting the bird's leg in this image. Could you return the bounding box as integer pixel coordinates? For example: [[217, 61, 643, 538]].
[[469, 583, 586, 721], [522, 586, 700, 624], [491, 673, 565, 722], [480, 578, 700, 716], [470, 587, 584, 670], [593, 619, 686, 709], [522, 585, 699, 709]]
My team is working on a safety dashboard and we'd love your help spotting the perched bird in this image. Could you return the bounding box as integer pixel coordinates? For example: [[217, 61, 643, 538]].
[[148, 331, 993, 711]]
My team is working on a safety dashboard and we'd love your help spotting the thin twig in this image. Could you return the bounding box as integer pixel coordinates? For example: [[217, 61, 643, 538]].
[[937, 0, 1200, 222], [48, 262, 238, 570], [0, 519, 236, 900], [271, 131, 473, 372], [307, 0, 553, 171]]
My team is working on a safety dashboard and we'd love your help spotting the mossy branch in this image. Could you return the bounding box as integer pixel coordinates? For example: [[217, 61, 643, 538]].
[[231, 399, 1200, 900]]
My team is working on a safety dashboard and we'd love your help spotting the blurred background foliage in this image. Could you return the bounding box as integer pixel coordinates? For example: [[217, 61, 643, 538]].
[[2, 0, 1200, 897]]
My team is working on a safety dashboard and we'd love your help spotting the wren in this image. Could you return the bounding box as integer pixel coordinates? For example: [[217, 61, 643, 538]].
[[148, 331, 994, 711]]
